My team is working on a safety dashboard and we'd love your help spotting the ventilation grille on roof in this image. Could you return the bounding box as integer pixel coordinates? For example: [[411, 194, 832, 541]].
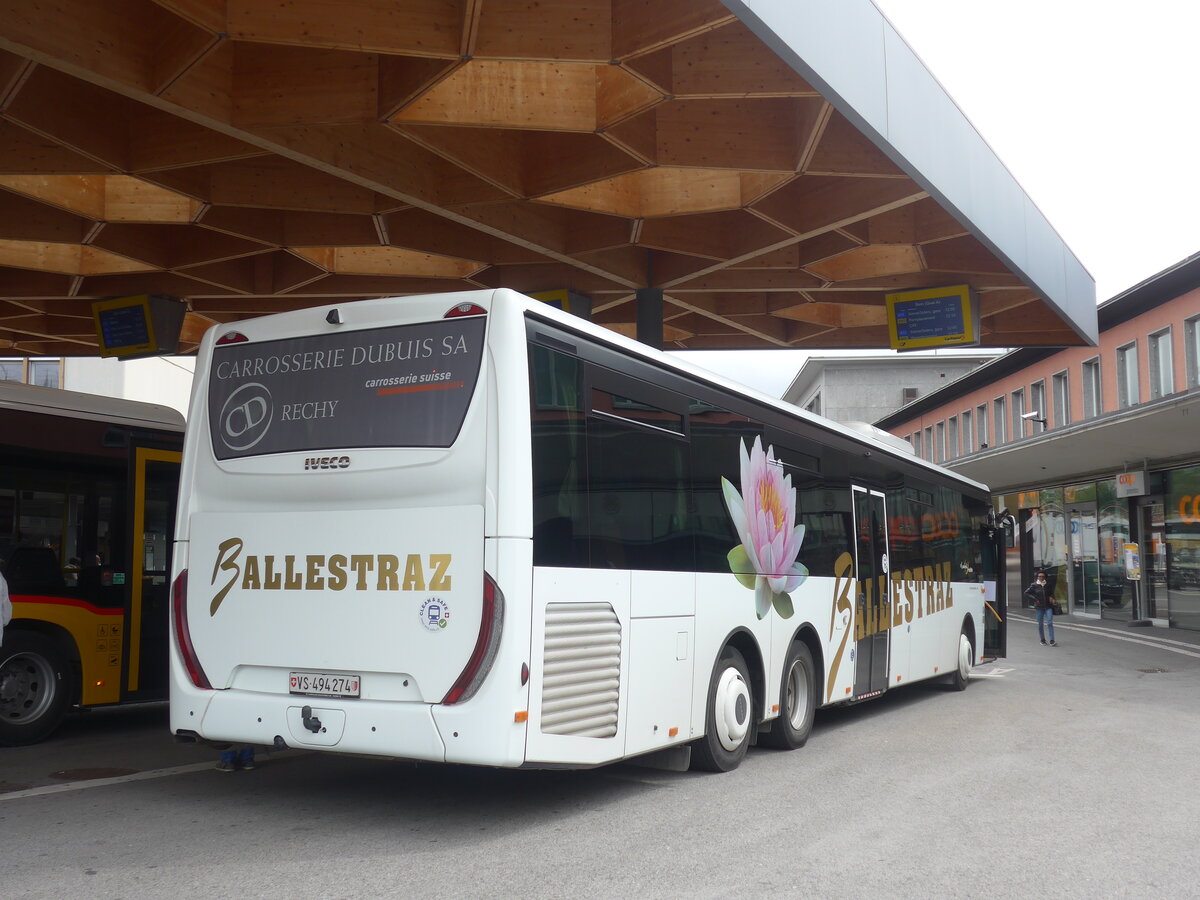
[[540, 602, 621, 738], [902, 387, 919, 404]]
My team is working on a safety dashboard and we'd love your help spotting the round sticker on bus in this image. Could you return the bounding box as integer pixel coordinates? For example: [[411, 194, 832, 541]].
[[419, 597, 450, 632]]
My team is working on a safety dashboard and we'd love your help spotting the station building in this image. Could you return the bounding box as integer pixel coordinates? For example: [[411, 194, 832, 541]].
[[877, 253, 1200, 631]]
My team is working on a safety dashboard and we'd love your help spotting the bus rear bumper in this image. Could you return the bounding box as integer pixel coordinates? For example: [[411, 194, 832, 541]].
[[190, 690, 450, 762]]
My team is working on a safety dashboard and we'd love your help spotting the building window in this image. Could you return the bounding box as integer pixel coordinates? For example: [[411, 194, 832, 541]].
[[0, 358, 61, 388], [993, 396, 1006, 444], [1011, 388, 1026, 439], [961, 409, 973, 453], [977, 403, 989, 447], [1050, 371, 1069, 427], [923, 426, 933, 460], [1116, 341, 1139, 408], [1029, 380, 1047, 433], [1186, 315, 1200, 389], [946, 416, 958, 459], [804, 392, 821, 415], [902, 387, 919, 405], [1148, 328, 1173, 399], [1082, 357, 1102, 417], [935, 421, 945, 462], [910, 431, 921, 456]]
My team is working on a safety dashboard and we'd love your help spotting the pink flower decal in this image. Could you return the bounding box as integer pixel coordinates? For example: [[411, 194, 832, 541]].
[[721, 436, 808, 619]]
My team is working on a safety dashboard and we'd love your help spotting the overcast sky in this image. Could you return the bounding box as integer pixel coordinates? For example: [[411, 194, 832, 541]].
[[683, 0, 1200, 396]]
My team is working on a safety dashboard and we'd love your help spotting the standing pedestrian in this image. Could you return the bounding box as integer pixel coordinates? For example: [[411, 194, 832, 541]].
[[1025, 570, 1056, 646]]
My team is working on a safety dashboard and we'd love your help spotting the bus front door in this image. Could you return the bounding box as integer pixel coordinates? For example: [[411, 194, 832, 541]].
[[852, 486, 890, 699]]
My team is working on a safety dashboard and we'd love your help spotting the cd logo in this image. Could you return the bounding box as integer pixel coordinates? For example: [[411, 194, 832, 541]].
[[219, 382, 274, 451]]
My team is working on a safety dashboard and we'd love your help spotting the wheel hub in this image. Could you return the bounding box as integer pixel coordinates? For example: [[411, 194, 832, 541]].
[[785, 660, 809, 728], [714, 666, 750, 752], [0, 655, 52, 723]]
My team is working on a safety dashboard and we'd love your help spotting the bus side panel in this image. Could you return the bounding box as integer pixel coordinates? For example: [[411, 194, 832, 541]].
[[10, 597, 124, 706], [623, 570, 695, 760], [902, 579, 985, 685], [692, 574, 774, 735]]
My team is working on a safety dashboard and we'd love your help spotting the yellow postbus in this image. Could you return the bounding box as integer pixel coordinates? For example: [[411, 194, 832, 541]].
[[0, 381, 183, 744]]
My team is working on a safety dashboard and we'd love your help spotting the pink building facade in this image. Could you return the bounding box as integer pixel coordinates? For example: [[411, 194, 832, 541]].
[[876, 254, 1200, 631]]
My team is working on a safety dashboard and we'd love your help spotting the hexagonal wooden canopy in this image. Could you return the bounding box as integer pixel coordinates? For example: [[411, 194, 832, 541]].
[[0, 0, 1094, 357]]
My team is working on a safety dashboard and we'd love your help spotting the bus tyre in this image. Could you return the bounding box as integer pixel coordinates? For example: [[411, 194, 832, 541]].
[[0, 631, 72, 746], [691, 646, 753, 773], [949, 627, 973, 692], [762, 641, 815, 751]]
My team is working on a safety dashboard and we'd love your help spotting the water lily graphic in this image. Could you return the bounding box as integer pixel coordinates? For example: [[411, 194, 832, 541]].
[[721, 436, 808, 619]]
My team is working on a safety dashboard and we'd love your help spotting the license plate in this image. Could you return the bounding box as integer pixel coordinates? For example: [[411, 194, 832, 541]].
[[289, 671, 361, 698]]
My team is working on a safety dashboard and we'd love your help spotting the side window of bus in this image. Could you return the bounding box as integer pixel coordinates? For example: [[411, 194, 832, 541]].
[[688, 404, 761, 573], [794, 486, 853, 578], [887, 486, 930, 578], [529, 345, 589, 567], [586, 386, 691, 571]]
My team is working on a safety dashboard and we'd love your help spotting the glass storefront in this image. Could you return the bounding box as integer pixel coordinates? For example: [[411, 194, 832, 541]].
[[1166, 465, 1200, 630], [1003, 462, 1200, 631], [1097, 478, 1132, 619]]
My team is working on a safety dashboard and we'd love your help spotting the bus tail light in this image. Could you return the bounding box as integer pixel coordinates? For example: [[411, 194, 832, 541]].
[[172, 570, 212, 690], [442, 572, 505, 705]]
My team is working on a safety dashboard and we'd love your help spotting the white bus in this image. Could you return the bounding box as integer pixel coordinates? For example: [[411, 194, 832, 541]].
[[170, 289, 1007, 771]]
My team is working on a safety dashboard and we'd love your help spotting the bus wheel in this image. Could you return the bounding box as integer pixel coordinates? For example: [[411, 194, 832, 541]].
[[762, 641, 815, 750], [949, 627, 973, 692], [0, 632, 71, 746], [691, 646, 753, 772]]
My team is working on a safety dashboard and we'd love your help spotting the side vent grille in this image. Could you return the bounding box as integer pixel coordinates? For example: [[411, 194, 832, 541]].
[[540, 602, 621, 738]]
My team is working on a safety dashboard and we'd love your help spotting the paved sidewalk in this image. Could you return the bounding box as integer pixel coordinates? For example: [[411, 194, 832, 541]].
[[1005, 603, 1200, 654]]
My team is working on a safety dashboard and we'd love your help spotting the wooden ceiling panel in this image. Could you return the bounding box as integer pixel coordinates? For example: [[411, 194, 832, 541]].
[[0, 266, 76, 298], [806, 244, 924, 282], [166, 225, 276, 268], [922, 234, 1012, 274], [806, 111, 907, 178], [611, 0, 734, 59], [752, 174, 927, 237], [5, 68, 134, 171], [203, 156, 381, 214], [225, 0, 465, 56], [473, 0, 612, 61], [384, 208, 548, 265], [654, 99, 807, 172], [0, 189, 91, 243], [639, 210, 792, 261], [127, 108, 267, 172], [232, 43, 378, 128], [660, 21, 817, 98], [89, 222, 175, 270], [0, 0, 162, 92], [75, 270, 233, 298], [0, 120, 111, 174]]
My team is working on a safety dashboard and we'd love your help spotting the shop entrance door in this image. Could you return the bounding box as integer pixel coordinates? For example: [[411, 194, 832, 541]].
[[1068, 503, 1100, 615], [1137, 498, 1169, 622]]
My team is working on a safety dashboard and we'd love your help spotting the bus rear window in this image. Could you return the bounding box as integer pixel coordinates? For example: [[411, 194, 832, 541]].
[[207, 318, 486, 459]]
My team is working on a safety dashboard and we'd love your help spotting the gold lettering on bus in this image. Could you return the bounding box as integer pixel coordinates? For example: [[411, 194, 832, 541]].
[[823, 556, 959, 668], [429, 554, 452, 591], [403, 554, 425, 591], [206, 538, 455, 615]]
